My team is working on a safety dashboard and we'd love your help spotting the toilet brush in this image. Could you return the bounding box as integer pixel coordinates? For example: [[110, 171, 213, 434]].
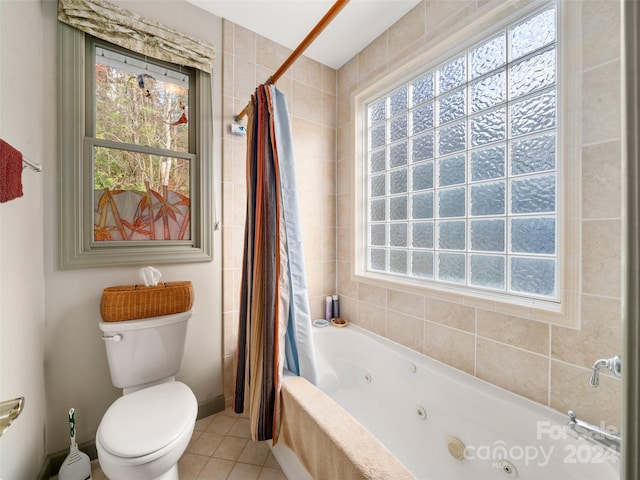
[[58, 408, 92, 480]]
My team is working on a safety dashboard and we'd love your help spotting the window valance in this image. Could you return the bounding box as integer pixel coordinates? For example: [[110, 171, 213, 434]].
[[58, 0, 215, 72]]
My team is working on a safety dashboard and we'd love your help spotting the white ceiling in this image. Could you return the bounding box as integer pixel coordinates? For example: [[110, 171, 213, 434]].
[[187, 0, 422, 70]]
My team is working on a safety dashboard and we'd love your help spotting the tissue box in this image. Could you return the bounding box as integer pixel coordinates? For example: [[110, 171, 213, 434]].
[[100, 281, 194, 322]]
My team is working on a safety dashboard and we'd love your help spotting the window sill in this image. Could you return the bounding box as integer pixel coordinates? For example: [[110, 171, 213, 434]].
[[352, 269, 578, 328]]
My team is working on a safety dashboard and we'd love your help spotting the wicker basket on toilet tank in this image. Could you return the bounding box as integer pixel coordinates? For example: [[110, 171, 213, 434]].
[[100, 281, 194, 322]]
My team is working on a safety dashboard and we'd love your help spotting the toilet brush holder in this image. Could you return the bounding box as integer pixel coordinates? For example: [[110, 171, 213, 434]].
[[58, 408, 92, 480]]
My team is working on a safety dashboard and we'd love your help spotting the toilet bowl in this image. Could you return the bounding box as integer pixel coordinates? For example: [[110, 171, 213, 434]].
[[97, 311, 197, 479], [96, 382, 197, 480]]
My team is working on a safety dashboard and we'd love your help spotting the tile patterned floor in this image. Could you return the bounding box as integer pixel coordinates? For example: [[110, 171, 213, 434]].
[[62, 408, 287, 480], [179, 408, 286, 479]]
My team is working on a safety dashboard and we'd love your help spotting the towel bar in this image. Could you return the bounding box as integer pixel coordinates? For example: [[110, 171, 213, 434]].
[[22, 156, 42, 172]]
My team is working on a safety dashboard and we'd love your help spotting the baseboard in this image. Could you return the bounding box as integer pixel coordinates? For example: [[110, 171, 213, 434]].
[[41, 394, 225, 478], [36, 457, 52, 480], [198, 393, 226, 419]]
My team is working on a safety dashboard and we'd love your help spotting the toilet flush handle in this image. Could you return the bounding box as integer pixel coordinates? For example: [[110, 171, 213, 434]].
[[101, 333, 123, 342]]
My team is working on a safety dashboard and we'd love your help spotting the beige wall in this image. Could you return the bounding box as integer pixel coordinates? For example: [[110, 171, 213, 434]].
[[221, 21, 338, 404], [336, 0, 623, 429], [0, 0, 224, 458], [0, 1, 48, 477]]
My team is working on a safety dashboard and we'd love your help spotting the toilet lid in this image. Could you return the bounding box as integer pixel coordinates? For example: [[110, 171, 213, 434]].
[[98, 382, 197, 458]]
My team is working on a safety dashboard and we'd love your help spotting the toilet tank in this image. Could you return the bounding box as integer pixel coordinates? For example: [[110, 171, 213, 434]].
[[99, 310, 193, 390]]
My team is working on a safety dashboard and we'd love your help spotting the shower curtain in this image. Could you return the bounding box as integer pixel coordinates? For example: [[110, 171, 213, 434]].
[[233, 84, 317, 442]]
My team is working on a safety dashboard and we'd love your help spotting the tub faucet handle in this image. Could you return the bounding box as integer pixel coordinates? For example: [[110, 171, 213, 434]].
[[589, 355, 621, 387]]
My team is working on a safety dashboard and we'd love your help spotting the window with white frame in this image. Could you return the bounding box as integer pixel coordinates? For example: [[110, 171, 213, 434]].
[[364, 4, 558, 300]]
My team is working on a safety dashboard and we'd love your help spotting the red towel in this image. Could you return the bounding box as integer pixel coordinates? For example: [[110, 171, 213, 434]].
[[0, 139, 23, 203]]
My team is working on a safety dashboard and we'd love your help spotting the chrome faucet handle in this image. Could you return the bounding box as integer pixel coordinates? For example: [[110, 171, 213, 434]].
[[589, 355, 622, 387], [610, 355, 622, 377]]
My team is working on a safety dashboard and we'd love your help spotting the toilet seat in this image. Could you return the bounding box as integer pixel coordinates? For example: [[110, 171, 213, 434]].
[[98, 381, 197, 459]]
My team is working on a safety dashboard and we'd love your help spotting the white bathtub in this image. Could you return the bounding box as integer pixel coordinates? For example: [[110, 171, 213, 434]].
[[271, 323, 619, 480]]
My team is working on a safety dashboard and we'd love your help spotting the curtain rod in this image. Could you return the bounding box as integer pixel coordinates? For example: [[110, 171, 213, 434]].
[[234, 0, 350, 121]]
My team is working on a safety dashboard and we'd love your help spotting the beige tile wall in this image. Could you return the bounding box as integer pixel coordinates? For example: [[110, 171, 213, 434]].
[[221, 21, 337, 405], [221, 0, 624, 430], [336, 0, 623, 429]]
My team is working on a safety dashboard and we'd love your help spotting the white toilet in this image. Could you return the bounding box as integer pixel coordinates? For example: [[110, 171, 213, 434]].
[[96, 310, 197, 480]]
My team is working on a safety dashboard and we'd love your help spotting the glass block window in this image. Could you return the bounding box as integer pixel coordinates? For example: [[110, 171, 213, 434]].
[[364, 4, 558, 300]]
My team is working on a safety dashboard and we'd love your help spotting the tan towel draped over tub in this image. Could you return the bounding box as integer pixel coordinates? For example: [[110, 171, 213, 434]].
[[280, 376, 416, 480]]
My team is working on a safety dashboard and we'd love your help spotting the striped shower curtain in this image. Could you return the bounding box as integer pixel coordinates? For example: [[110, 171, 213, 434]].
[[233, 84, 317, 442]]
